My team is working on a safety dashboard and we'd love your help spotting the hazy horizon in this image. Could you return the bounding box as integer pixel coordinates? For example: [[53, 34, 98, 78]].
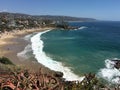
[[0, 0, 120, 21]]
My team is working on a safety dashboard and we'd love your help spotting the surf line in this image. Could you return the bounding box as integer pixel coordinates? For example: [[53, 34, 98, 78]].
[[31, 29, 84, 81]]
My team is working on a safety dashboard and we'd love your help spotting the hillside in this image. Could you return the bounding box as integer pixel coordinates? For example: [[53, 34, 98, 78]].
[[0, 12, 96, 21], [34, 15, 97, 21], [0, 12, 97, 32]]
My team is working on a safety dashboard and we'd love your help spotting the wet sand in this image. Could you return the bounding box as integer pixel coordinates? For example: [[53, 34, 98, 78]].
[[0, 27, 55, 73]]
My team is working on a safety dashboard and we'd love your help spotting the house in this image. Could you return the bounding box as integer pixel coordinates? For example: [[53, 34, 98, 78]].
[[7, 20, 16, 27]]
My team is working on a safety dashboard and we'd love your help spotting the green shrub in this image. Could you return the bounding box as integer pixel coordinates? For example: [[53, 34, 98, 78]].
[[0, 57, 14, 65]]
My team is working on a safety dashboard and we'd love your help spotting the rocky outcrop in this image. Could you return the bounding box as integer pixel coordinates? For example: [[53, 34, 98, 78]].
[[111, 60, 120, 69], [54, 71, 63, 78]]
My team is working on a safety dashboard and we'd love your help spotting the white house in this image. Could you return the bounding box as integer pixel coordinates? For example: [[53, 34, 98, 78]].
[[7, 20, 16, 27]]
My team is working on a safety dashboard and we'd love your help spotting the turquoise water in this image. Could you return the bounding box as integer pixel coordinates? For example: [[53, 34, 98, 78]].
[[41, 21, 120, 76]]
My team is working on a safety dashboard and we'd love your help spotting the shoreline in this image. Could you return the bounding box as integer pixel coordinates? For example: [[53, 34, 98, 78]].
[[0, 27, 55, 73], [31, 30, 84, 81], [0, 27, 83, 81]]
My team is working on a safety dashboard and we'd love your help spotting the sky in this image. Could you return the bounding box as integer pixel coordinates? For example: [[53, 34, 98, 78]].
[[0, 0, 120, 21]]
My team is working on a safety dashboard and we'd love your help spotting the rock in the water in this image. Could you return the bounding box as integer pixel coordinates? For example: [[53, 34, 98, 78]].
[[111, 60, 120, 69], [54, 71, 63, 78]]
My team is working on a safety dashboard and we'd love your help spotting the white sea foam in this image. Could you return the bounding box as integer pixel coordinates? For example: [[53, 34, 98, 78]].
[[17, 34, 33, 59], [98, 59, 120, 84], [17, 44, 32, 59], [24, 34, 33, 41], [74, 26, 88, 30], [31, 30, 84, 81], [78, 26, 88, 30]]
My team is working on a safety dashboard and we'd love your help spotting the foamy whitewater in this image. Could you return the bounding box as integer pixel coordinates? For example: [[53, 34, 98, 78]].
[[74, 26, 87, 30], [17, 44, 32, 59], [78, 26, 87, 30], [17, 21, 120, 84], [31, 30, 84, 81], [98, 59, 120, 84], [17, 34, 33, 59]]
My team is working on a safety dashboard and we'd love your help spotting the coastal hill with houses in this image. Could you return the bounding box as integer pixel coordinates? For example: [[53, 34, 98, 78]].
[[0, 12, 96, 32]]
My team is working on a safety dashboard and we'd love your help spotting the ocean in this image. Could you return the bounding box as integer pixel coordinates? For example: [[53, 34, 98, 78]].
[[20, 21, 120, 83]]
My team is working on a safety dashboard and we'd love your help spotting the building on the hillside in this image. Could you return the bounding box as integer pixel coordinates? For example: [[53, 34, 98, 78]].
[[7, 20, 16, 27], [6, 13, 16, 27], [34, 21, 38, 25]]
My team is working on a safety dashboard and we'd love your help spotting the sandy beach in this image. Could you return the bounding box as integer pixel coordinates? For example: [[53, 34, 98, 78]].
[[0, 27, 55, 73]]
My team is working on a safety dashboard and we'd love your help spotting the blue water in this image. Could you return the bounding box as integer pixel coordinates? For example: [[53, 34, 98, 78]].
[[41, 21, 120, 76]]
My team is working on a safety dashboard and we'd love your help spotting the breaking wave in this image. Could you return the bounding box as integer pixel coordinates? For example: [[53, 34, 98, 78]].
[[98, 58, 120, 84], [31, 30, 84, 81]]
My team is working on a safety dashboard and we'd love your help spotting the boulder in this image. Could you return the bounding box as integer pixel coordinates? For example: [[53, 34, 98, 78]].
[[54, 71, 63, 78], [111, 60, 120, 69]]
